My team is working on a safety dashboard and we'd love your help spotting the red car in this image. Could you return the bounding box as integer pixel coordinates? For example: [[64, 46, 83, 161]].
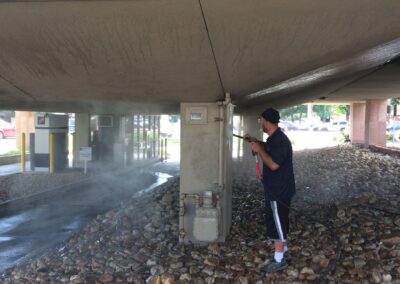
[[0, 122, 16, 139]]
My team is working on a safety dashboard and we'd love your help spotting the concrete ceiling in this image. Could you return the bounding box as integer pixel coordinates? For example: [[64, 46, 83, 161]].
[[0, 0, 400, 114]]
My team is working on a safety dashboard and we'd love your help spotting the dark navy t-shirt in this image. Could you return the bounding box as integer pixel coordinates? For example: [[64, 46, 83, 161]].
[[263, 128, 296, 201]]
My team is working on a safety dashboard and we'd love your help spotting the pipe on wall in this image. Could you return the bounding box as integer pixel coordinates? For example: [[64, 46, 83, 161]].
[[179, 193, 200, 243], [216, 93, 231, 187]]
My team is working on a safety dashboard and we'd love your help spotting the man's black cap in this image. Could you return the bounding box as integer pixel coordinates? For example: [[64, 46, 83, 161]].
[[261, 108, 280, 124]]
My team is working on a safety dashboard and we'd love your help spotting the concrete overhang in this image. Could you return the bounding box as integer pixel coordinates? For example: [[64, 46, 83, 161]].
[[0, 0, 400, 113]]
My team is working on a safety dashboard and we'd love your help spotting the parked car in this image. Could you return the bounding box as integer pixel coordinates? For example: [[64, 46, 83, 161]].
[[327, 121, 349, 132], [387, 123, 400, 142], [295, 121, 322, 131], [304, 122, 330, 131], [386, 124, 400, 133], [279, 121, 298, 131], [160, 131, 173, 138], [0, 121, 16, 139]]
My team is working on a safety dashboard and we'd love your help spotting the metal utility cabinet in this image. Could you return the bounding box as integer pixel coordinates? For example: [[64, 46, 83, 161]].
[[32, 113, 69, 172]]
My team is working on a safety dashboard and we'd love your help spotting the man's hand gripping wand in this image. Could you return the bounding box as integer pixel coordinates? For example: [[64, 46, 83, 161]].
[[233, 134, 263, 181]]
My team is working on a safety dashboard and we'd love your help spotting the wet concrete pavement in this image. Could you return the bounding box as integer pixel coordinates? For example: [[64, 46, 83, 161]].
[[0, 167, 173, 272]]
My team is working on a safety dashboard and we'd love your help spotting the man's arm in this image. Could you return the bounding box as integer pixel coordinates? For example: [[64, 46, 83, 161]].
[[251, 142, 280, 171]]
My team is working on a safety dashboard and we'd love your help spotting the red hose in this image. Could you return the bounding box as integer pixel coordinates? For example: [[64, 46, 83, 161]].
[[255, 156, 263, 180]]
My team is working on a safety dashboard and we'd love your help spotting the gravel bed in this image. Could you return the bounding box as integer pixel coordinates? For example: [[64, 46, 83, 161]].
[[0, 145, 399, 283], [293, 144, 400, 208]]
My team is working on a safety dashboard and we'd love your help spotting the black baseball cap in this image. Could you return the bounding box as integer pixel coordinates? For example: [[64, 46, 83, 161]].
[[261, 108, 280, 124]]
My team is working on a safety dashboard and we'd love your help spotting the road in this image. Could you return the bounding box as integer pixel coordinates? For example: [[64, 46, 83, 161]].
[[0, 170, 171, 272]]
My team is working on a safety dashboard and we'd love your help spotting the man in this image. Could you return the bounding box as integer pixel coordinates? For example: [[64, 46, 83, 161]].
[[248, 108, 296, 273]]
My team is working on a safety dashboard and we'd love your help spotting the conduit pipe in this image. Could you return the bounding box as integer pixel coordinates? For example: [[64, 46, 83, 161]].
[[179, 193, 200, 243], [216, 93, 231, 187], [215, 193, 222, 234]]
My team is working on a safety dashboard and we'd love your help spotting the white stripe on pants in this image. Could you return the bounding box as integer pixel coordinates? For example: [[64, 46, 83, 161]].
[[271, 201, 285, 242]]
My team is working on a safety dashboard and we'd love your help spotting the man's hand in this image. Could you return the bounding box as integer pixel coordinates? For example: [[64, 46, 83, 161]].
[[244, 133, 258, 143], [253, 142, 280, 171], [251, 141, 263, 153]]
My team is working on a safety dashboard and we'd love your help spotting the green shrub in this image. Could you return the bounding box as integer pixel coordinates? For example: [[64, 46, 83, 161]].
[[340, 132, 350, 143]]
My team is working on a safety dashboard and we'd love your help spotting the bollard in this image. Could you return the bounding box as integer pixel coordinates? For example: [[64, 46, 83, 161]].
[[49, 133, 55, 174], [21, 132, 26, 174], [165, 138, 168, 161]]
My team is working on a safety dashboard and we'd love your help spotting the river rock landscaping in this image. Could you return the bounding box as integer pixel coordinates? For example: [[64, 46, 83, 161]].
[[0, 145, 399, 283]]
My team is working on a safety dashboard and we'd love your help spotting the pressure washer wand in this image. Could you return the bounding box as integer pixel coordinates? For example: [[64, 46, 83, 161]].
[[233, 133, 263, 180], [233, 133, 258, 143]]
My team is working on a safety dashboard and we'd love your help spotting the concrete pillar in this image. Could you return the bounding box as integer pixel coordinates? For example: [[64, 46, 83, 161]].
[[113, 115, 125, 163], [125, 116, 133, 164], [350, 100, 387, 147], [365, 100, 387, 147], [95, 115, 120, 162], [73, 113, 90, 168], [180, 101, 233, 243], [350, 103, 366, 144], [15, 111, 35, 147]]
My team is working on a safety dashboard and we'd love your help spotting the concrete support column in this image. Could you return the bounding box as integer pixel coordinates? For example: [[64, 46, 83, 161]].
[[180, 101, 233, 243], [15, 111, 35, 148], [350, 100, 387, 147], [364, 99, 387, 147], [125, 116, 133, 165], [350, 103, 366, 144], [112, 115, 127, 163], [73, 113, 90, 168]]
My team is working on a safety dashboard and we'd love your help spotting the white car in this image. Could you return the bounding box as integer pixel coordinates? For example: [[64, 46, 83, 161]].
[[327, 121, 349, 132]]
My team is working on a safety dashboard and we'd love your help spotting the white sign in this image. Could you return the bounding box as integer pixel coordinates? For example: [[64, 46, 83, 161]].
[[79, 147, 92, 161]]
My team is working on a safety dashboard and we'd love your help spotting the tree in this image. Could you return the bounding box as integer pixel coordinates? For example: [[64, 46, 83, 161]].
[[390, 97, 400, 116], [279, 105, 308, 121], [168, 115, 180, 124], [312, 105, 333, 122], [0, 111, 15, 123], [335, 105, 350, 121]]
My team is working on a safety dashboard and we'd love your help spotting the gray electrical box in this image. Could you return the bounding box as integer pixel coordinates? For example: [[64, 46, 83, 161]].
[[193, 191, 220, 242]]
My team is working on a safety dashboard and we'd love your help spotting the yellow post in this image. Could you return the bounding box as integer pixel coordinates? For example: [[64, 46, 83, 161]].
[[49, 133, 55, 174], [165, 138, 168, 160], [21, 132, 26, 174]]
